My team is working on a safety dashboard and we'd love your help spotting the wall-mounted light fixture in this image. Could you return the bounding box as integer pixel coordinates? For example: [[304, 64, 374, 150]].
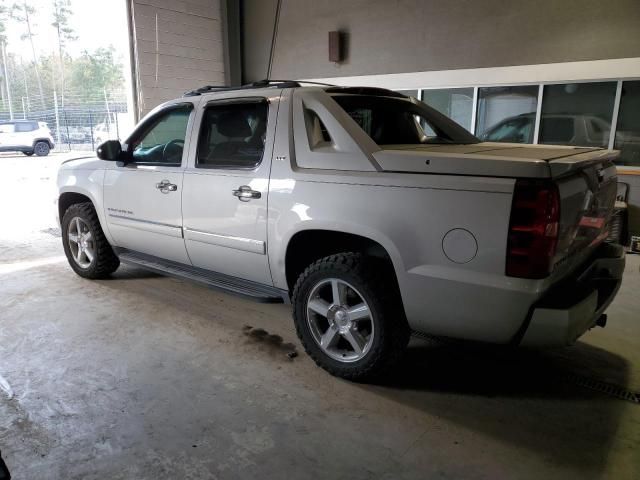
[[329, 31, 344, 63]]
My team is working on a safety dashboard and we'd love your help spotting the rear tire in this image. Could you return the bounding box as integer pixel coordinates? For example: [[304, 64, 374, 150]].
[[62, 202, 120, 279], [292, 252, 409, 382], [34, 141, 50, 156]]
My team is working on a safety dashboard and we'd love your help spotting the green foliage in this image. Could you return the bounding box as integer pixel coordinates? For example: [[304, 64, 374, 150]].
[[0, 1, 8, 44], [67, 47, 124, 103], [3, 46, 124, 109], [0, 0, 125, 112], [52, 0, 76, 47], [10, 1, 36, 42]]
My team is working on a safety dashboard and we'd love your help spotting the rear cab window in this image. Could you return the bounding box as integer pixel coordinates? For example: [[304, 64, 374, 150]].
[[329, 92, 478, 146]]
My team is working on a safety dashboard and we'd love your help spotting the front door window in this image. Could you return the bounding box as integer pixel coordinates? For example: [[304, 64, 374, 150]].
[[130, 106, 192, 165]]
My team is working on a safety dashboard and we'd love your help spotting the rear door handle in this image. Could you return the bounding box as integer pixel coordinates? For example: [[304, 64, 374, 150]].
[[232, 185, 261, 202], [156, 179, 178, 193]]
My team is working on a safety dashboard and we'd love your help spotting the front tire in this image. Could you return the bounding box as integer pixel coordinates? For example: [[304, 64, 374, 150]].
[[23, 151, 34, 156], [292, 252, 409, 381], [34, 141, 50, 156], [62, 202, 120, 279]]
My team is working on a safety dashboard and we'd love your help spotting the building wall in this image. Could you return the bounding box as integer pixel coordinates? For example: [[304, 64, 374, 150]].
[[241, 0, 279, 83], [129, 0, 226, 117], [242, 0, 640, 82]]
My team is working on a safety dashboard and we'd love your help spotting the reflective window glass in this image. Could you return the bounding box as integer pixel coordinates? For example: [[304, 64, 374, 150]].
[[422, 88, 474, 132], [539, 82, 616, 148], [476, 86, 538, 142], [614, 81, 640, 166]]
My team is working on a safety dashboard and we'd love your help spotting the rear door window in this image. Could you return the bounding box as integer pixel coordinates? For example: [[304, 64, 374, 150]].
[[14, 122, 36, 132], [196, 101, 268, 169]]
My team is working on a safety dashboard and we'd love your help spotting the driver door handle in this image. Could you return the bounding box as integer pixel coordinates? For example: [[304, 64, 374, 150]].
[[232, 185, 261, 202], [156, 179, 178, 193]]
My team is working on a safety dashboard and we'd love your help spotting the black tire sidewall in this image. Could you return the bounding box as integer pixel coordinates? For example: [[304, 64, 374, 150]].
[[62, 205, 99, 277], [34, 142, 50, 156], [293, 255, 396, 379]]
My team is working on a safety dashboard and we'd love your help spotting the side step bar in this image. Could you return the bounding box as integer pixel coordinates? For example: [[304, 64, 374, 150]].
[[116, 249, 289, 304]]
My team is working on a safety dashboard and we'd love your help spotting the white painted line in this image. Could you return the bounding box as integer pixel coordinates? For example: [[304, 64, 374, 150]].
[[0, 374, 13, 399], [0, 256, 66, 275]]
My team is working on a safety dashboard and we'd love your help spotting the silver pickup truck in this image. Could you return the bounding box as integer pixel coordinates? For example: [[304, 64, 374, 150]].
[[57, 81, 625, 380]]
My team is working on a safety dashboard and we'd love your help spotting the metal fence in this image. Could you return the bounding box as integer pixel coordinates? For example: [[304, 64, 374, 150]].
[[0, 90, 133, 152]]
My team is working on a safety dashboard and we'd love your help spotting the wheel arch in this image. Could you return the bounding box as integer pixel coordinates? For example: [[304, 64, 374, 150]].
[[33, 137, 54, 148], [58, 191, 94, 222], [284, 229, 403, 294]]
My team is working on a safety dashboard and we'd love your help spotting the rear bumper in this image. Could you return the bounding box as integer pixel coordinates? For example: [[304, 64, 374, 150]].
[[520, 243, 625, 347]]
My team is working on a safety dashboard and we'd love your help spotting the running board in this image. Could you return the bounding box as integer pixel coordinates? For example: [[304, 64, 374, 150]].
[[116, 249, 288, 304]]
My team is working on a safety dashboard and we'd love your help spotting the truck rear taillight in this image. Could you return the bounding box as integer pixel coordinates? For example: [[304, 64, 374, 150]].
[[506, 179, 559, 279]]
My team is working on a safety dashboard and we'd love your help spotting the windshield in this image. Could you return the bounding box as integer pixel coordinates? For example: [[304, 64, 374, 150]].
[[331, 94, 479, 145]]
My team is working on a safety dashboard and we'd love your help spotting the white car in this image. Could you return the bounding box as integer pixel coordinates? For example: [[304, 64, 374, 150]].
[[92, 122, 116, 145], [0, 120, 55, 156], [56, 81, 625, 380]]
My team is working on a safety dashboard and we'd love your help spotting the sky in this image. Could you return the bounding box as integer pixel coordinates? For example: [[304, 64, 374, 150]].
[[4, 0, 130, 59]]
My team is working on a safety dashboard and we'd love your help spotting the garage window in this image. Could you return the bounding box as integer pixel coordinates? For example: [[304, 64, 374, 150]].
[[196, 101, 268, 169], [539, 117, 575, 144], [476, 86, 538, 143], [422, 88, 474, 132], [614, 81, 640, 167], [539, 82, 616, 148]]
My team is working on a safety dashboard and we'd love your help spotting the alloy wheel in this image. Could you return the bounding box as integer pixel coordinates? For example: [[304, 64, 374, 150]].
[[306, 278, 375, 362], [67, 217, 95, 269]]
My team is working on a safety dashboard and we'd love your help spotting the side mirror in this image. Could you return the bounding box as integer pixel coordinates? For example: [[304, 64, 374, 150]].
[[96, 140, 122, 161]]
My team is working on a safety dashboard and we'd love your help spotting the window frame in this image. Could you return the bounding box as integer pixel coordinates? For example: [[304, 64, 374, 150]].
[[122, 103, 194, 167], [195, 96, 270, 171]]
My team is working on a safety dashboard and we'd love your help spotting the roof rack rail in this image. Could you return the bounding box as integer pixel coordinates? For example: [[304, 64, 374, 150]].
[[183, 85, 233, 97], [183, 79, 336, 97], [254, 79, 337, 87]]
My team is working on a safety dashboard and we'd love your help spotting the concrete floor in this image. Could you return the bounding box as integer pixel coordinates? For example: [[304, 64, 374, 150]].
[[0, 152, 639, 479]]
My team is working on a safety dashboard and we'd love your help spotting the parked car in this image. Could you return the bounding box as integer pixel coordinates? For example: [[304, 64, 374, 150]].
[[480, 113, 611, 146], [57, 127, 88, 144], [56, 81, 625, 380], [93, 113, 134, 146], [92, 122, 116, 146], [0, 120, 55, 156]]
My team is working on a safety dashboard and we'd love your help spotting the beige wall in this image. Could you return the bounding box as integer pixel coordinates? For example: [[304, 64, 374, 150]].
[[242, 0, 640, 82], [129, 0, 226, 117]]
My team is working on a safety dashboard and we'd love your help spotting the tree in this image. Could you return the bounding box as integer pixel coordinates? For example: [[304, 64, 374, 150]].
[[0, 0, 7, 44], [0, 0, 13, 118], [52, 0, 75, 107], [11, 1, 45, 106], [67, 47, 124, 104]]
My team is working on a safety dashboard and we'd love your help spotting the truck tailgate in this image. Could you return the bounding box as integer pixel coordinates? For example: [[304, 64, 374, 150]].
[[549, 152, 618, 278]]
